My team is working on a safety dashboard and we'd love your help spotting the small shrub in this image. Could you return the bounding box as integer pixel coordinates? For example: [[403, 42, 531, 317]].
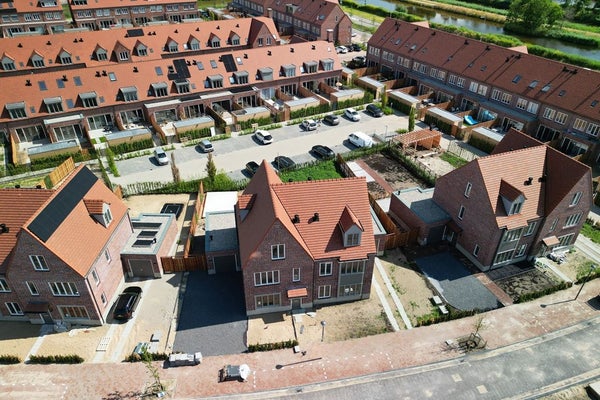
[[514, 281, 573, 303], [125, 352, 169, 363], [28, 354, 84, 364], [0, 354, 21, 364]]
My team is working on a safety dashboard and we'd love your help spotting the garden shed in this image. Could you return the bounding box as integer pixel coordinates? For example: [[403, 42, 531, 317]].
[[393, 129, 441, 150]]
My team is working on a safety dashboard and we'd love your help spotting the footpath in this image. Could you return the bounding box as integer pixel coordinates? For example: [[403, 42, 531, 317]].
[[1, 279, 599, 399]]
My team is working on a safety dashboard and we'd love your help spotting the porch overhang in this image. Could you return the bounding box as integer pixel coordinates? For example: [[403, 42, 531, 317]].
[[542, 236, 560, 247], [287, 288, 308, 298]]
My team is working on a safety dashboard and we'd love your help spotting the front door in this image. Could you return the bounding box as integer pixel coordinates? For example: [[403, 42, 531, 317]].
[[291, 298, 302, 310], [41, 313, 53, 324]]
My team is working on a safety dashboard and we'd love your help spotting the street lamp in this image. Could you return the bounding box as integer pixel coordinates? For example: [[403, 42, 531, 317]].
[[574, 264, 596, 301], [320, 320, 326, 342]]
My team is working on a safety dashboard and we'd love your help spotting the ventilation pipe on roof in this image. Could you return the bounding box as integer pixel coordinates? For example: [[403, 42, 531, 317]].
[[525, 177, 533, 186], [0, 224, 8, 234], [292, 215, 300, 224], [313, 212, 320, 222]]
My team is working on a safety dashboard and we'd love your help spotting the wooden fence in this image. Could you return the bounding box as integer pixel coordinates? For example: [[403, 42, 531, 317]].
[[39, 157, 76, 188]]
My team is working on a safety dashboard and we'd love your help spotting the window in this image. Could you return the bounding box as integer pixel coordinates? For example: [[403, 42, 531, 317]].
[[503, 228, 522, 242], [152, 82, 168, 97], [210, 37, 221, 48], [516, 98, 528, 110], [167, 41, 178, 52], [44, 97, 63, 113], [526, 102, 539, 114], [257, 37, 263, 46], [515, 244, 527, 257], [255, 293, 280, 309], [271, 244, 285, 260], [96, 50, 107, 61], [2, 58, 16, 71], [570, 191, 582, 206], [340, 261, 365, 275], [494, 250, 514, 264], [5, 302, 23, 316], [292, 268, 300, 282], [136, 46, 148, 57], [103, 207, 112, 225], [101, 293, 107, 304], [175, 80, 190, 94], [49, 282, 79, 296], [26, 281, 39, 295], [121, 87, 138, 102], [340, 283, 362, 297], [58, 306, 89, 320], [32, 55, 45, 68], [543, 108, 556, 120], [345, 233, 360, 247], [549, 218, 558, 232], [509, 200, 523, 215], [118, 51, 130, 61], [558, 233, 574, 246], [564, 212, 583, 228], [554, 112, 568, 125], [254, 271, 280, 286], [0, 278, 9, 292], [318, 285, 331, 299], [473, 244, 480, 257], [464, 182, 472, 197], [30, 255, 49, 271], [91, 269, 100, 285], [586, 123, 599, 137], [282, 65, 295, 77], [234, 71, 249, 84], [104, 249, 111, 263], [60, 54, 72, 65], [319, 262, 332, 276], [320, 59, 334, 71], [525, 221, 537, 236], [456, 77, 465, 88], [80, 92, 98, 108], [458, 205, 465, 220], [6, 102, 26, 119], [208, 75, 223, 88]]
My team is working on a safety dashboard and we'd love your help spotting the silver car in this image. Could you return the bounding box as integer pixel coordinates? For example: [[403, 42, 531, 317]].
[[154, 147, 169, 165]]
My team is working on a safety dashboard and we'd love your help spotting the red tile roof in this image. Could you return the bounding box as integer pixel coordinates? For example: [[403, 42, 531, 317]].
[[0, 188, 53, 271], [237, 161, 376, 265], [68, 0, 194, 10], [83, 199, 106, 215]]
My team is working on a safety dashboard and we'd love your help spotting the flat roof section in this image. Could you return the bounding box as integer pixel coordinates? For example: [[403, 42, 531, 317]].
[[202, 191, 239, 218], [393, 187, 449, 224], [205, 211, 238, 253], [122, 213, 175, 255]]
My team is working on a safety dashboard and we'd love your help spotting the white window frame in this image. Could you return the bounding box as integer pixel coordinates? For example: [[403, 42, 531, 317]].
[[49, 282, 79, 296], [26, 281, 39, 295], [564, 212, 583, 228], [515, 244, 527, 257], [318, 285, 331, 299], [104, 249, 111, 263], [0, 278, 9, 292], [292, 268, 300, 282], [458, 205, 465, 220], [525, 221, 537, 236], [345, 232, 360, 247], [91, 269, 100, 285], [271, 244, 285, 260], [503, 228, 523, 242], [570, 191, 582, 206], [464, 182, 472, 197], [5, 302, 23, 316], [494, 250, 514, 264], [558, 233, 574, 246], [549, 218, 559, 232], [30, 255, 49, 271], [473, 244, 479, 257], [340, 260, 365, 275], [319, 262, 332, 276], [253, 271, 280, 286], [255, 293, 281, 309], [58, 305, 89, 320]]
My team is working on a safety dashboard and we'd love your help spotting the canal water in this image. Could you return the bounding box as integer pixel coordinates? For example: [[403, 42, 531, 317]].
[[354, 0, 600, 61]]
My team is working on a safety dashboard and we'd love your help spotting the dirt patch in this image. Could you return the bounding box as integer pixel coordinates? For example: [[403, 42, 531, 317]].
[[495, 268, 560, 301], [0, 322, 41, 360], [362, 152, 428, 193], [550, 249, 594, 282]]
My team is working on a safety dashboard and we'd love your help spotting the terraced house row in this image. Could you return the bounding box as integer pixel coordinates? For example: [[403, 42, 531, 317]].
[[0, 17, 344, 165], [366, 18, 600, 168]]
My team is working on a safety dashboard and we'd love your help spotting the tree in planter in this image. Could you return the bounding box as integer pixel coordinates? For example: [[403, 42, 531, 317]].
[[206, 152, 217, 184], [408, 107, 415, 132], [142, 356, 166, 397], [170, 151, 181, 183]]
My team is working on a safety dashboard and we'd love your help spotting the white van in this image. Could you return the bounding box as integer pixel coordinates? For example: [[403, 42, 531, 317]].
[[348, 131, 374, 148]]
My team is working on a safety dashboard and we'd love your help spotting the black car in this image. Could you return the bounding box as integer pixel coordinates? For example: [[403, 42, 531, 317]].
[[366, 104, 384, 117], [323, 114, 340, 126], [273, 156, 296, 170], [311, 145, 335, 159], [245, 161, 259, 176], [113, 286, 142, 321], [351, 43, 362, 52]]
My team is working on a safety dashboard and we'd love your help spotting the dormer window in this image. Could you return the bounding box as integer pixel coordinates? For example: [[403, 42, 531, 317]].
[[44, 97, 63, 113], [84, 199, 113, 227], [166, 39, 178, 53], [281, 64, 296, 77], [59, 50, 72, 65], [120, 86, 138, 102], [118, 51, 130, 61], [209, 36, 221, 48], [6, 102, 27, 119], [80, 92, 98, 108], [207, 75, 223, 89], [258, 67, 273, 81], [509, 200, 523, 215], [338, 206, 363, 247], [31, 54, 45, 68], [135, 43, 148, 57], [151, 82, 168, 97], [234, 70, 249, 84], [188, 38, 200, 51], [499, 179, 525, 215], [320, 58, 334, 71], [95, 48, 107, 61], [229, 33, 240, 45], [303, 61, 317, 73], [175, 80, 190, 94], [2, 56, 16, 71], [103, 206, 112, 226]]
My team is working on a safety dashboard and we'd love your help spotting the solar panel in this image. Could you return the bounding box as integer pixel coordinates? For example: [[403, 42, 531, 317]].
[[138, 230, 158, 238], [132, 222, 162, 229], [168, 59, 190, 81], [127, 28, 144, 38], [28, 167, 97, 242], [133, 239, 154, 247], [221, 54, 237, 73]]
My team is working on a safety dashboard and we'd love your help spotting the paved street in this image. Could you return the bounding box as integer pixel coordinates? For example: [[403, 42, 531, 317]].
[[111, 112, 408, 187]]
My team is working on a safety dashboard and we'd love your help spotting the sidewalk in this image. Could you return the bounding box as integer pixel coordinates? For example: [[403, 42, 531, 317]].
[[1, 279, 599, 399]]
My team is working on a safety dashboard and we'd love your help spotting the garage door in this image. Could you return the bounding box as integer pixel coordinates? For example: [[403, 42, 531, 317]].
[[428, 225, 446, 245], [129, 259, 154, 278], [213, 255, 237, 274]]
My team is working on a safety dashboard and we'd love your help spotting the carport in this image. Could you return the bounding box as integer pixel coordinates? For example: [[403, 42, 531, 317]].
[[393, 129, 441, 150], [203, 192, 240, 274]]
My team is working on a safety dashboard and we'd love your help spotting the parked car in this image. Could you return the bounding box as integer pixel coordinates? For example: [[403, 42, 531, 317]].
[[344, 108, 361, 121], [273, 156, 296, 170], [301, 119, 318, 131], [336, 45, 348, 54], [366, 104, 384, 117], [198, 139, 214, 153], [351, 43, 362, 52], [154, 147, 169, 165], [353, 55, 366, 65], [254, 129, 273, 145], [245, 161, 259, 176], [348, 131, 374, 148], [323, 114, 340, 126], [113, 286, 142, 320], [311, 145, 335, 159]]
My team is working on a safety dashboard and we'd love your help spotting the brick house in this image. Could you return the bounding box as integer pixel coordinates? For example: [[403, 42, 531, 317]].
[[235, 161, 376, 316], [68, 0, 198, 30], [0, 165, 132, 325], [390, 129, 592, 271], [366, 18, 600, 167], [0, 0, 68, 37], [230, 0, 352, 45]]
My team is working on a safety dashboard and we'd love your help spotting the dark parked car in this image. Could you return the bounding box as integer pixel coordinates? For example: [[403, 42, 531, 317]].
[[323, 114, 340, 126], [273, 156, 296, 170], [113, 286, 142, 320], [351, 43, 362, 52], [311, 145, 335, 159], [245, 161, 259, 176], [366, 104, 384, 117]]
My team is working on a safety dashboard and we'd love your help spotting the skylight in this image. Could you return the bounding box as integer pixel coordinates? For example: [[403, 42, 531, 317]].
[[528, 80, 538, 88], [512, 74, 521, 83], [541, 84, 551, 92]]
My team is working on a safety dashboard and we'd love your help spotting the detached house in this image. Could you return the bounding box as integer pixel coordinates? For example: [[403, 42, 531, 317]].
[[391, 129, 592, 271], [235, 161, 376, 315], [0, 165, 132, 325]]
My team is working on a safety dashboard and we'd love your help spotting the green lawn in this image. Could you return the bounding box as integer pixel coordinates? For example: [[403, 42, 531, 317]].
[[439, 152, 468, 169], [581, 222, 600, 244], [279, 160, 342, 182]]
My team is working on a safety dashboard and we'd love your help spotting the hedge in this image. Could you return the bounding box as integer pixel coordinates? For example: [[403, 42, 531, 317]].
[[0, 354, 21, 364], [28, 354, 84, 364], [125, 351, 169, 362], [415, 308, 482, 327], [248, 339, 298, 353], [109, 138, 154, 156]]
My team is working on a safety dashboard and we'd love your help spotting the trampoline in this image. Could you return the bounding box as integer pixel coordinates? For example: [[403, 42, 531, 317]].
[[160, 203, 184, 220]]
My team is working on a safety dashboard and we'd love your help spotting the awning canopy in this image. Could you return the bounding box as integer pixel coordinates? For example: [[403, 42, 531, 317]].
[[287, 288, 308, 298], [542, 236, 560, 247], [24, 301, 49, 313]]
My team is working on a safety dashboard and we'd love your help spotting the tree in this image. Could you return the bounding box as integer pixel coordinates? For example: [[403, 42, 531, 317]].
[[206, 152, 216, 184], [408, 107, 415, 132], [506, 0, 563, 32]]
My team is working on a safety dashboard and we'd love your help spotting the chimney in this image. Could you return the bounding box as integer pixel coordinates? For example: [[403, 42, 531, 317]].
[[525, 177, 533, 186], [313, 212, 320, 222], [0, 224, 8, 234], [292, 214, 300, 224]]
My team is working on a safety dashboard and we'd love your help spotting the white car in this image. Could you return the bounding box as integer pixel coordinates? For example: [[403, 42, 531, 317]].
[[154, 147, 169, 165], [344, 108, 361, 122], [301, 119, 318, 131], [336, 46, 348, 54], [254, 129, 273, 145]]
